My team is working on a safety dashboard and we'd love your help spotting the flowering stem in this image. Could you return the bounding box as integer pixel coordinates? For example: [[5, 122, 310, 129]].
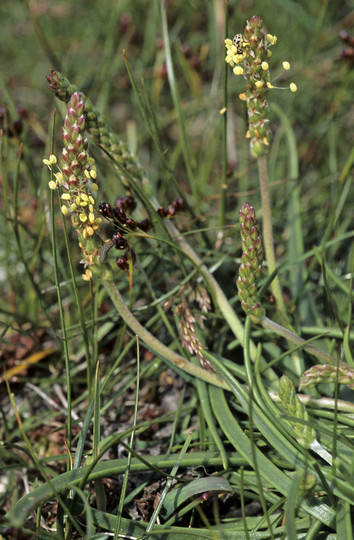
[[268, 391, 354, 413], [163, 219, 259, 360], [102, 278, 229, 390], [50, 187, 72, 454], [261, 316, 337, 365], [257, 155, 287, 321]]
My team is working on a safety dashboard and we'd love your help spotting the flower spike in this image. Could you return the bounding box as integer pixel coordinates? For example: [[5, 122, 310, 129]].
[[225, 16, 297, 157], [236, 203, 265, 322]]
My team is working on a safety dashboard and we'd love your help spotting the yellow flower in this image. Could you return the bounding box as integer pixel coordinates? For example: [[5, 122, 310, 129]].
[[290, 83, 297, 92]]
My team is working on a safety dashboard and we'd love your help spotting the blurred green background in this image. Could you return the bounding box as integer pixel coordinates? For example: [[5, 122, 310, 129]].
[[1, 0, 353, 320]]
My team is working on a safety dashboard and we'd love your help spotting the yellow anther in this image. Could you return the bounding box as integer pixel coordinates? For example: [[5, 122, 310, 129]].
[[261, 62, 269, 71], [48, 180, 57, 190], [43, 155, 57, 166], [267, 34, 277, 45], [82, 269, 93, 281], [233, 66, 244, 75], [290, 83, 297, 92], [282, 61, 290, 70], [61, 205, 69, 215]]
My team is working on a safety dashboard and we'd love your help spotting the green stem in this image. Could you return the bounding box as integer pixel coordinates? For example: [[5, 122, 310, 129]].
[[102, 279, 228, 390], [218, 1, 229, 232], [261, 316, 337, 365], [163, 219, 256, 357], [257, 155, 287, 320], [268, 391, 354, 413]]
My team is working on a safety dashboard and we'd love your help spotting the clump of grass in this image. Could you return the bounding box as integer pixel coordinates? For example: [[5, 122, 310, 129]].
[[1, 2, 353, 539]]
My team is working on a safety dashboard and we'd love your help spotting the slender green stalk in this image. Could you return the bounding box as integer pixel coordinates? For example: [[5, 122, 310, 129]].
[[218, 0, 229, 232], [163, 219, 257, 357], [160, 0, 197, 205], [50, 188, 72, 456], [244, 318, 275, 539], [102, 278, 228, 390], [258, 155, 287, 320], [267, 392, 354, 414], [144, 431, 194, 537], [12, 145, 54, 325], [92, 361, 105, 513], [261, 316, 337, 365], [114, 338, 140, 538], [61, 212, 93, 401]]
